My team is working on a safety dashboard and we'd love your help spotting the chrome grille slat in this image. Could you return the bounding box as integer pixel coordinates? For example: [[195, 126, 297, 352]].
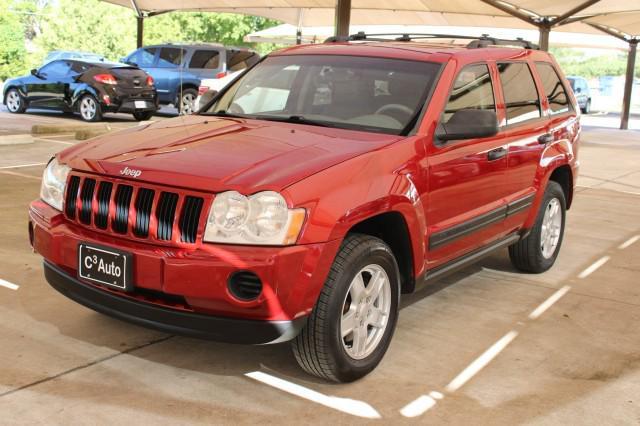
[[65, 173, 204, 245], [79, 178, 96, 225]]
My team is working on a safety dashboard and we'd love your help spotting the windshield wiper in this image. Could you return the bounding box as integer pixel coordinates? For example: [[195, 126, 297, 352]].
[[203, 110, 248, 119], [257, 115, 333, 128]]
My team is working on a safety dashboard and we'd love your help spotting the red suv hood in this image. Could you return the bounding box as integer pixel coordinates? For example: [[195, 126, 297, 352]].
[[58, 115, 401, 193]]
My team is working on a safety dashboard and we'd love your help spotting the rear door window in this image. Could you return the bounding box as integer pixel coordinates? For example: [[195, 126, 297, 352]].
[[497, 62, 541, 125], [443, 63, 495, 123], [534, 62, 571, 115], [226, 50, 260, 72], [189, 50, 220, 69], [157, 47, 186, 68]]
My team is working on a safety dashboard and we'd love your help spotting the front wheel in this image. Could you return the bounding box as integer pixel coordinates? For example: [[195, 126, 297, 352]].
[[581, 99, 591, 114], [178, 88, 198, 115], [132, 111, 154, 121], [78, 94, 102, 122], [509, 181, 566, 273], [5, 89, 26, 113], [292, 234, 400, 382]]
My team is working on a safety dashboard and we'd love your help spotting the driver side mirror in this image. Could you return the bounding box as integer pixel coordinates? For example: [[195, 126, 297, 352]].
[[435, 109, 498, 142], [31, 69, 42, 78], [575, 87, 582, 93], [197, 89, 218, 111]]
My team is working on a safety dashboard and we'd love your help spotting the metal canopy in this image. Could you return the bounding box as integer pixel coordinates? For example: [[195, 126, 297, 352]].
[[104, 0, 639, 128]]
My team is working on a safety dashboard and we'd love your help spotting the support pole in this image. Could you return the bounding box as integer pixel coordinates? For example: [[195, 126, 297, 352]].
[[538, 23, 550, 51], [621, 40, 638, 130], [136, 15, 144, 48], [296, 8, 304, 45], [334, 0, 351, 38]]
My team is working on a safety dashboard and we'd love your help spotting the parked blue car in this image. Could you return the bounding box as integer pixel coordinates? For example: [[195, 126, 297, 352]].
[[122, 43, 259, 114]]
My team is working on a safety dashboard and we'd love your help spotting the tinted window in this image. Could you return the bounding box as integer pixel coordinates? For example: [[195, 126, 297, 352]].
[[535, 62, 570, 115], [443, 64, 495, 123], [40, 61, 71, 77], [208, 55, 441, 135], [498, 62, 541, 125], [189, 50, 220, 69], [128, 48, 156, 67], [70, 61, 90, 74], [226, 50, 260, 72], [157, 47, 185, 68]]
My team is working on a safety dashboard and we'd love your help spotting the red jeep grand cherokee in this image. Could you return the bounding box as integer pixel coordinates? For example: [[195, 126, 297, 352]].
[[29, 34, 579, 382]]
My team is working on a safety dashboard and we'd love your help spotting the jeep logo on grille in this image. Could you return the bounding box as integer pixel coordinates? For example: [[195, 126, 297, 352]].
[[120, 167, 142, 178]]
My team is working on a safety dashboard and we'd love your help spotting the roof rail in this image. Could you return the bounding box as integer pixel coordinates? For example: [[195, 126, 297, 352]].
[[324, 32, 539, 50]]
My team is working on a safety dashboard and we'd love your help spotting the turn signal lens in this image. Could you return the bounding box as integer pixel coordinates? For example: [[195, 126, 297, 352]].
[[215, 71, 228, 79], [93, 74, 117, 85]]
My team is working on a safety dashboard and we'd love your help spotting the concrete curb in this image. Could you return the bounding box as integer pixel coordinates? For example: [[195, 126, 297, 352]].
[[32, 123, 112, 136]]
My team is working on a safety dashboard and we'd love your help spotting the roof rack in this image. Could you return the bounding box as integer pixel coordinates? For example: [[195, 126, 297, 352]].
[[324, 32, 539, 50]]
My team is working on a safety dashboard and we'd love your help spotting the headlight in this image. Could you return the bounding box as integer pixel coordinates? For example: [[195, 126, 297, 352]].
[[204, 191, 305, 245], [40, 158, 71, 211]]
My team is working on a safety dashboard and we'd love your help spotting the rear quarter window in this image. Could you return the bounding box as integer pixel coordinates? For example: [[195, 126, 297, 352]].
[[189, 50, 220, 69], [498, 62, 541, 125], [534, 62, 571, 115]]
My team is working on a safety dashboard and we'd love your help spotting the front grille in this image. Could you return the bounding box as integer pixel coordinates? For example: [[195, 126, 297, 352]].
[[64, 173, 206, 245]]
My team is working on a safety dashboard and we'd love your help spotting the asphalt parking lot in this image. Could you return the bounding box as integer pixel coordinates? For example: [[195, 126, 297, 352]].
[[1, 109, 639, 424]]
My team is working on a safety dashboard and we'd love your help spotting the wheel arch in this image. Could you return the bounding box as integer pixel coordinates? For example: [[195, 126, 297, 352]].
[[548, 164, 574, 209], [347, 211, 416, 294]]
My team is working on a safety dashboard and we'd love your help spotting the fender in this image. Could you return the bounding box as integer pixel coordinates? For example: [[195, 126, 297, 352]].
[[2, 83, 28, 103], [523, 138, 576, 229], [284, 138, 427, 278], [71, 84, 100, 109]]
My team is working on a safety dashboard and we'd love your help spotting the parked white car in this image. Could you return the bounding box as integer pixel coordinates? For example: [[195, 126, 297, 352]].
[[196, 71, 242, 110]]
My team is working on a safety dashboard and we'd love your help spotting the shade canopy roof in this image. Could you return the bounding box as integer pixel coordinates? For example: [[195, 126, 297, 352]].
[[104, 0, 640, 39]]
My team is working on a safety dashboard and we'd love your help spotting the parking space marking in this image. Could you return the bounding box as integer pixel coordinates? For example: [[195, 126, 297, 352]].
[[577, 256, 610, 279], [619, 235, 640, 250], [444, 330, 519, 393], [528, 285, 572, 320], [33, 137, 75, 145], [0, 162, 47, 170], [400, 391, 444, 418], [0, 170, 41, 180], [245, 371, 381, 419], [0, 279, 19, 290]]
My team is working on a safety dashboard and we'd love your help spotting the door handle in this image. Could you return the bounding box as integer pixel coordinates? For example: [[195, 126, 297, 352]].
[[538, 133, 554, 144], [487, 147, 507, 161]]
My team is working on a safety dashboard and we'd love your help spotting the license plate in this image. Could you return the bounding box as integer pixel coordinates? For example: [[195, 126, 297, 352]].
[[78, 243, 132, 291], [134, 100, 147, 109]]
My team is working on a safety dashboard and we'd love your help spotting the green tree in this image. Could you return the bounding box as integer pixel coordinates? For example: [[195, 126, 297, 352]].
[[0, 0, 28, 79]]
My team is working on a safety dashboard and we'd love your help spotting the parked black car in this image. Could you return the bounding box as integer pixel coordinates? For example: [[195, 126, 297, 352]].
[[3, 60, 159, 122]]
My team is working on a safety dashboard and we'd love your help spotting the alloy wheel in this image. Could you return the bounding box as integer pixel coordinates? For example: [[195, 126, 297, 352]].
[[80, 96, 97, 121], [540, 198, 562, 259], [180, 92, 196, 115], [6, 90, 21, 112], [340, 264, 392, 360]]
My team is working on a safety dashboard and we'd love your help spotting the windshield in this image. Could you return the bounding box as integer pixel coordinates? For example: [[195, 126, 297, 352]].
[[204, 55, 441, 135]]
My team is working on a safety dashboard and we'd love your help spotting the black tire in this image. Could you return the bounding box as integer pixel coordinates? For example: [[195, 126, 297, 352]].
[[5, 88, 27, 113], [509, 181, 566, 273], [78, 94, 102, 122], [581, 99, 591, 114], [132, 111, 154, 121], [292, 234, 400, 382], [177, 88, 198, 115]]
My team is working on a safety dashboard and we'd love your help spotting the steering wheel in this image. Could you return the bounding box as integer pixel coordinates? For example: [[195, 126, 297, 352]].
[[228, 103, 245, 114], [375, 103, 414, 117]]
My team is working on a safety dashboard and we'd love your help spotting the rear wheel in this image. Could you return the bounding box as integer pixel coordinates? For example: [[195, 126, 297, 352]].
[[178, 88, 197, 115], [78, 94, 102, 122], [581, 99, 591, 114], [509, 181, 566, 273], [292, 234, 400, 382], [132, 111, 154, 121], [6, 89, 26, 113]]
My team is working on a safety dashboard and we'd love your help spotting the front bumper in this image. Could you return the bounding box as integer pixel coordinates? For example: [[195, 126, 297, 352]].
[[29, 200, 341, 342], [44, 261, 306, 344]]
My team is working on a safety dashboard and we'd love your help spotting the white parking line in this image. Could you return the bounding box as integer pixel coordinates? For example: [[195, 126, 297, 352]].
[[0, 162, 47, 170], [245, 371, 381, 419], [528, 285, 572, 320], [445, 330, 519, 393], [400, 391, 444, 418], [0, 170, 41, 180], [577, 256, 610, 279], [619, 235, 640, 250], [0, 279, 19, 290]]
